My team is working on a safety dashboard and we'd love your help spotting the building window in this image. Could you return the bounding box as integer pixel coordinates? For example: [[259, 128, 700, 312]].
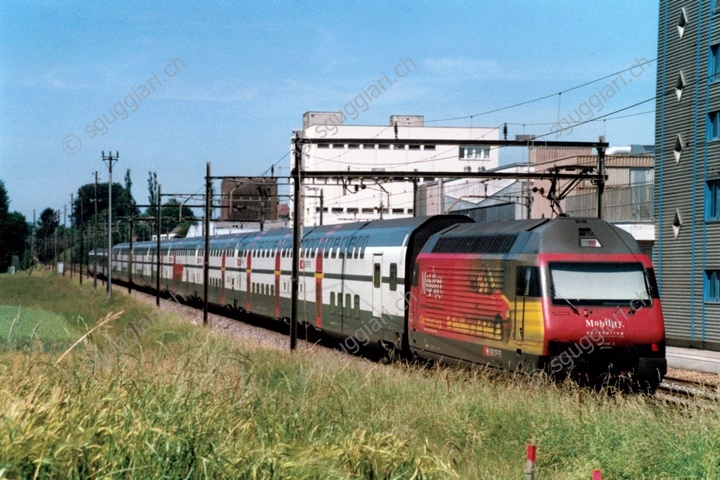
[[707, 180, 720, 221], [459, 145, 491, 160], [705, 270, 720, 302], [711, 44, 720, 82], [709, 111, 720, 141], [674, 134, 684, 164], [677, 8, 687, 39], [675, 71, 686, 101], [672, 209, 683, 239]]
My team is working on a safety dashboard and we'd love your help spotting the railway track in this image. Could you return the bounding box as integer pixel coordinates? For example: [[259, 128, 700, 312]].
[[656, 376, 720, 407]]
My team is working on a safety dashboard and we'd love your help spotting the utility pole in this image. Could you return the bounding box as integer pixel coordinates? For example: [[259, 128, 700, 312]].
[[79, 190, 83, 285], [596, 136, 606, 219], [102, 151, 118, 299], [128, 216, 133, 294], [156, 183, 161, 307], [94, 171, 98, 288], [63, 204, 67, 276], [70, 193, 74, 278], [31, 210, 36, 271], [290, 134, 305, 351], [203, 163, 211, 326], [54, 210, 58, 272]]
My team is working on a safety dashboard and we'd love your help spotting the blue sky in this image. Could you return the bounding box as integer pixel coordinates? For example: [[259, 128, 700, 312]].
[[0, 1, 659, 221]]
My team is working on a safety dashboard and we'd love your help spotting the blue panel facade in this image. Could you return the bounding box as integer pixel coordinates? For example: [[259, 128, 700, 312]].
[[656, 0, 720, 348]]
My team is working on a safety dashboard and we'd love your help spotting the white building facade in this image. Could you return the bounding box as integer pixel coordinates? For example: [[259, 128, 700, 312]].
[[293, 112, 499, 226]]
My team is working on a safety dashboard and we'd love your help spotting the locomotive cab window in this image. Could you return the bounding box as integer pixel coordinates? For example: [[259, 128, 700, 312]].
[[549, 262, 651, 306]]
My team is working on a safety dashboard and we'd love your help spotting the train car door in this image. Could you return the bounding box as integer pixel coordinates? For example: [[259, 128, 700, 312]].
[[274, 250, 281, 318], [372, 254, 383, 318], [314, 249, 323, 327], [220, 251, 226, 306], [513, 265, 541, 342], [245, 250, 252, 312]]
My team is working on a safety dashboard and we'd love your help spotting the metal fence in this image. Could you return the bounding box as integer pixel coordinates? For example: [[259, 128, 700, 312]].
[[565, 184, 654, 221]]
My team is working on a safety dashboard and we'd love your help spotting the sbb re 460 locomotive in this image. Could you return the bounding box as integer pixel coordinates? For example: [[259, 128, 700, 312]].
[[91, 215, 666, 391]]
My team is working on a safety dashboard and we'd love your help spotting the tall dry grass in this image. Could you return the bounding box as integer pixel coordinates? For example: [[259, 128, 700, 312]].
[[1, 273, 719, 478]]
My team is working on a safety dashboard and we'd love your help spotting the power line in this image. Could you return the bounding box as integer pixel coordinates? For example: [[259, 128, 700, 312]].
[[506, 109, 656, 127], [257, 151, 290, 177], [425, 58, 657, 124]]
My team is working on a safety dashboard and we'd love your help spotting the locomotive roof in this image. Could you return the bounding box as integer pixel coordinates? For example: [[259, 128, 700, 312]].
[[301, 215, 472, 247], [422, 217, 644, 256]]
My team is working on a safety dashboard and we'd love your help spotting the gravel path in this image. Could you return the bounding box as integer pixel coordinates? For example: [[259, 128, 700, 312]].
[[125, 287, 304, 352]]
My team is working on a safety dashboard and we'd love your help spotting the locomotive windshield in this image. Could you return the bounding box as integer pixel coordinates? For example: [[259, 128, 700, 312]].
[[549, 262, 651, 306]]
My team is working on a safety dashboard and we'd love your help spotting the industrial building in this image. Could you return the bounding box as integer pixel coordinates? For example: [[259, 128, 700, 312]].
[[219, 177, 278, 225], [293, 112, 499, 226], [417, 145, 655, 255], [655, 1, 720, 348]]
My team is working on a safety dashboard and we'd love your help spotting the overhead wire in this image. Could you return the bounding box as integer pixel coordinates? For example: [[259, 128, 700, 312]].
[[425, 58, 658, 124]]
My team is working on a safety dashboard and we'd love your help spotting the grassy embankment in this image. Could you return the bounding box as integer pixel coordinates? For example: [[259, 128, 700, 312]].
[[0, 270, 719, 479]]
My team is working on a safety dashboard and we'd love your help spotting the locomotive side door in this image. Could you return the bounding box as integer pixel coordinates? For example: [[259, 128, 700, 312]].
[[372, 254, 383, 318], [514, 265, 541, 342]]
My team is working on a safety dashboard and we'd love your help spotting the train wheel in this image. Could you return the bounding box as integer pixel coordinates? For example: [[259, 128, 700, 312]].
[[630, 375, 661, 395]]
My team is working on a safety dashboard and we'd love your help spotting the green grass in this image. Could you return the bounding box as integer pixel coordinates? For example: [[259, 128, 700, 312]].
[[0, 273, 719, 478], [0, 305, 79, 350]]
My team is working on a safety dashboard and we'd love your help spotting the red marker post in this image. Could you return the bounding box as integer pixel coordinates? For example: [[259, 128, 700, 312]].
[[525, 444, 536, 480], [592, 470, 602, 480]]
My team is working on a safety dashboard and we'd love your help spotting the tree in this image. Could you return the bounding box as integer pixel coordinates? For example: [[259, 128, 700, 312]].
[[37, 208, 59, 240], [159, 198, 196, 237], [67, 180, 139, 252], [73, 183, 138, 229], [122, 169, 138, 218], [147, 171, 158, 218], [36, 207, 59, 263], [0, 180, 7, 218], [0, 180, 28, 272]]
